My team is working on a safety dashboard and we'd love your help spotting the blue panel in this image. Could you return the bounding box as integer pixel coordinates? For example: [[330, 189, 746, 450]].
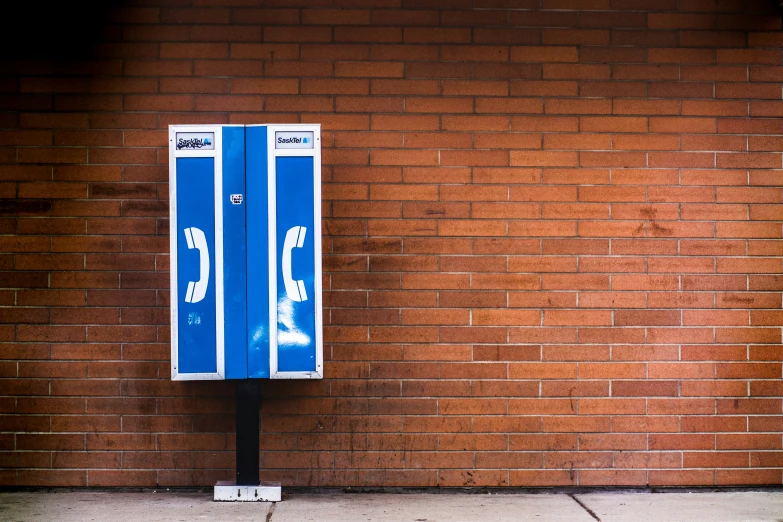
[[246, 126, 270, 379], [276, 156, 316, 373], [222, 127, 247, 379], [176, 157, 217, 374]]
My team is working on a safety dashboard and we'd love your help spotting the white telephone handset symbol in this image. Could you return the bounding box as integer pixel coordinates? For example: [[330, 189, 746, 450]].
[[282, 226, 307, 302], [183, 227, 209, 304]]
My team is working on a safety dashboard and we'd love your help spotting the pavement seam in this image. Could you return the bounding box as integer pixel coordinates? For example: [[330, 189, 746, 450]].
[[265, 501, 276, 522], [568, 494, 601, 522]]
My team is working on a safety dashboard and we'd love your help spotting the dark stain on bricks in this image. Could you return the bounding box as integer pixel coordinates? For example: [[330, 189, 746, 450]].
[[0, 199, 52, 216]]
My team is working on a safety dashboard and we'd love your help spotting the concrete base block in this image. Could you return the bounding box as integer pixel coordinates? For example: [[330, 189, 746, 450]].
[[213, 481, 281, 502]]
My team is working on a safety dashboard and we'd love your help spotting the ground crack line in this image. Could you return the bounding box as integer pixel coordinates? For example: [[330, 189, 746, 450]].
[[568, 494, 601, 522], [265, 502, 276, 522]]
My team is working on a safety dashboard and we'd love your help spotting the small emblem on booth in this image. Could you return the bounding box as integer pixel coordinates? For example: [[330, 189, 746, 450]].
[[175, 132, 215, 150], [230, 194, 243, 205]]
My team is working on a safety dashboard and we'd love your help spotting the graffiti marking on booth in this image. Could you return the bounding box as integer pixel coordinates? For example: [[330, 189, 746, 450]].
[[176, 132, 215, 150]]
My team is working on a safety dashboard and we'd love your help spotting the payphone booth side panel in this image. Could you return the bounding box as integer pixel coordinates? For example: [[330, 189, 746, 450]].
[[221, 126, 248, 380], [246, 126, 271, 379], [266, 125, 323, 380], [169, 125, 223, 380], [170, 125, 247, 381]]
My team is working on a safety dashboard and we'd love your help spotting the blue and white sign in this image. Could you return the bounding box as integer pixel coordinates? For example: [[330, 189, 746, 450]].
[[169, 124, 322, 381], [274, 131, 314, 149]]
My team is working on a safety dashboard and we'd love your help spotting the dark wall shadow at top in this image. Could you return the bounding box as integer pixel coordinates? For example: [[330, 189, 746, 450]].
[[1, 3, 121, 60]]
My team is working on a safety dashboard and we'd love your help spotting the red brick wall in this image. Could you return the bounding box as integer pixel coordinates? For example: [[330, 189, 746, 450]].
[[1, 0, 782, 488]]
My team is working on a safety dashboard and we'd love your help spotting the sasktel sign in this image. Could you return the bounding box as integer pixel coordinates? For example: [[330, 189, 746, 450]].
[[275, 131, 314, 149]]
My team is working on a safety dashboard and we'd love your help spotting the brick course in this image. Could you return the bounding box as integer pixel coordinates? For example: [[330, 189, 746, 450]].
[[0, 0, 782, 488]]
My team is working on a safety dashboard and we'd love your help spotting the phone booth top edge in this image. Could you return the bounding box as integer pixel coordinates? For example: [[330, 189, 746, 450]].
[[167, 124, 320, 128]]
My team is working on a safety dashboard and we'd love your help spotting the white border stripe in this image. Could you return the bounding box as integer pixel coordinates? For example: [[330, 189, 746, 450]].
[[267, 127, 278, 377], [169, 126, 178, 379], [214, 129, 225, 379]]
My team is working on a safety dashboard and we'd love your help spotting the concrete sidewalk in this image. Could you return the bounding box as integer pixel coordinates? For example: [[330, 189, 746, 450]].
[[2, 489, 783, 522]]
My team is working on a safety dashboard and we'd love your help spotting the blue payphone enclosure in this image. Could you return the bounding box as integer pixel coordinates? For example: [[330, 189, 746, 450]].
[[169, 125, 323, 380]]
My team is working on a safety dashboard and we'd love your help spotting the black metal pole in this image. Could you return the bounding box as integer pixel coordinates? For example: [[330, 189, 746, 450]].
[[235, 380, 260, 486]]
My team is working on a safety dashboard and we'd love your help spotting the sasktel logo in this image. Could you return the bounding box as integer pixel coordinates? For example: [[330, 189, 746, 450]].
[[277, 136, 309, 144], [275, 131, 315, 149], [177, 137, 212, 149], [174, 132, 215, 150]]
